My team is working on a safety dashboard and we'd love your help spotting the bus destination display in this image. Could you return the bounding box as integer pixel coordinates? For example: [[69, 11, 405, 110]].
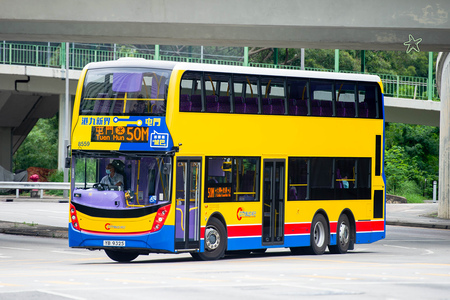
[[91, 126, 149, 143], [207, 186, 231, 199]]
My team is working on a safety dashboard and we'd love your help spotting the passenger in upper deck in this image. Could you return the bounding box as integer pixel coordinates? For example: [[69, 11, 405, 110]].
[[100, 164, 124, 187]]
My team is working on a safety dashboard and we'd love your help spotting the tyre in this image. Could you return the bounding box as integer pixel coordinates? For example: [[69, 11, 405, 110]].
[[329, 214, 351, 254], [196, 218, 227, 261], [290, 247, 306, 255], [307, 214, 328, 255], [104, 249, 139, 262], [226, 250, 251, 256], [190, 252, 201, 260]]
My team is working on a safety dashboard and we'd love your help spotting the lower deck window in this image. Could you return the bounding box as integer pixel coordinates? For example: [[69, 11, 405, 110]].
[[288, 157, 371, 201], [205, 157, 260, 202]]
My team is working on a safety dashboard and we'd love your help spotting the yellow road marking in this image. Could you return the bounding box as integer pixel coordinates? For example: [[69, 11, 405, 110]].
[[43, 281, 85, 285], [407, 263, 450, 267], [285, 257, 383, 265], [360, 274, 422, 280], [172, 277, 225, 282], [424, 273, 450, 277], [106, 277, 224, 283], [296, 275, 358, 280], [0, 282, 22, 287]]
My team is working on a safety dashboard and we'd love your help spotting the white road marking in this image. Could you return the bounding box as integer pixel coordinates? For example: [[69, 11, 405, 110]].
[[0, 246, 32, 251]]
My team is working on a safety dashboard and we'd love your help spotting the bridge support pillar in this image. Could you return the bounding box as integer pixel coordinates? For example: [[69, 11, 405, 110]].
[[437, 53, 450, 219], [58, 94, 72, 171], [0, 127, 12, 171]]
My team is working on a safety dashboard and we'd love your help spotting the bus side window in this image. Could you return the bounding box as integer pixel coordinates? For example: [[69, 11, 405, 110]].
[[288, 158, 308, 200], [310, 81, 333, 117], [287, 79, 308, 116], [205, 157, 233, 202], [309, 158, 334, 200], [260, 77, 286, 115], [233, 158, 259, 201], [335, 159, 357, 200], [358, 84, 380, 118], [336, 83, 356, 118], [180, 72, 202, 112], [233, 75, 259, 114]]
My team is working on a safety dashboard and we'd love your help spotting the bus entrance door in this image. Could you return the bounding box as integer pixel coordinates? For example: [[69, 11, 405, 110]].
[[175, 158, 201, 250], [262, 159, 285, 245]]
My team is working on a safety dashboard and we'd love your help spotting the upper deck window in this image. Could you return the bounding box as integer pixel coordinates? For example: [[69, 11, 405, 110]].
[[80, 67, 172, 116], [180, 71, 383, 119]]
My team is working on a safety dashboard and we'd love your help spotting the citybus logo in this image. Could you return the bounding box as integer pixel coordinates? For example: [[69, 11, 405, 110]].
[[105, 223, 125, 230], [237, 207, 256, 221]]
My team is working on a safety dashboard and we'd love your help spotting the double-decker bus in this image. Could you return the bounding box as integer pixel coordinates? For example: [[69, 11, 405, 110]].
[[69, 58, 385, 262]]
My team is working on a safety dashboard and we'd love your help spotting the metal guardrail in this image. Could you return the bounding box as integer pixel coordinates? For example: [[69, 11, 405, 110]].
[[0, 181, 95, 199], [0, 41, 438, 101], [0, 181, 69, 199]]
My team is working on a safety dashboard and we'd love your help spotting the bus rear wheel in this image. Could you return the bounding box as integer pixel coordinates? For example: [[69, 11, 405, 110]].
[[195, 218, 227, 261], [307, 214, 328, 255], [329, 214, 351, 254], [105, 249, 139, 262]]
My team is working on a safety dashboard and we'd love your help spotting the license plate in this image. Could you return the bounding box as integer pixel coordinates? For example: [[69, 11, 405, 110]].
[[103, 240, 126, 247]]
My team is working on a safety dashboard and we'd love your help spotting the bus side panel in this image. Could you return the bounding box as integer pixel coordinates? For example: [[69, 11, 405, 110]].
[[226, 224, 263, 250], [355, 220, 385, 244], [283, 233, 311, 248], [356, 232, 385, 244]]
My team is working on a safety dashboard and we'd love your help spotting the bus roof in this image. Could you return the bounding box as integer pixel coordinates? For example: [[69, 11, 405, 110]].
[[84, 59, 381, 83], [173, 62, 381, 83], [84, 58, 178, 70]]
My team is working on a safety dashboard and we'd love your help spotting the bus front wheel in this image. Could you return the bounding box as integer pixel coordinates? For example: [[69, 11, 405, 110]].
[[195, 218, 227, 261], [329, 214, 351, 254], [307, 214, 328, 255], [105, 249, 139, 262]]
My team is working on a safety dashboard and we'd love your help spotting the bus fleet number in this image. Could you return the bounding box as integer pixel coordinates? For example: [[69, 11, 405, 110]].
[[78, 141, 90, 147]]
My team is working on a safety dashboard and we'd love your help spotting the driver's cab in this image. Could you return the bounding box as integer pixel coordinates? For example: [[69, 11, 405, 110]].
[[72, 153, 172, 209]]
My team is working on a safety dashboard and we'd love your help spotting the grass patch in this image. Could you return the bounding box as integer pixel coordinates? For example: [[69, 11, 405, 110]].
[[24, 221, 38, 226], [401, 193, 425, 203], [388, 180, 426, 203]]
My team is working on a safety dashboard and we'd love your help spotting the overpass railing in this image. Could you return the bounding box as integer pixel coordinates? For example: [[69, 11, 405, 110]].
[[0, 41, 438, 101]]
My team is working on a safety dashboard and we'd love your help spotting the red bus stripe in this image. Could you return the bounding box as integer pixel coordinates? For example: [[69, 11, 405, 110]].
[[329, 222, 337, 234], [200, 225, 262, 239], [227, 224, 262, 237], [356, 220, 385, 232], [284, 223, 310, 235]]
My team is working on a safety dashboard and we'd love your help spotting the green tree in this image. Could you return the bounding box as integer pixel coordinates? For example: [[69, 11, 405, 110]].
[[13, 115, 59, 171], [384, 123, 439, 199], [384, 146, 422, 194]]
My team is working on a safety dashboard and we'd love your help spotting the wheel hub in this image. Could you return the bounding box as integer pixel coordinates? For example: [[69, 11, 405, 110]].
[[205, 227, 220, 251], [339, 222, 349, 246], [313, 222, 325, 247]]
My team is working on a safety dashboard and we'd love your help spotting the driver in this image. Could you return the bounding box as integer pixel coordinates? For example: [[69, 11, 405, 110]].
[[100, 164, 124, 187]]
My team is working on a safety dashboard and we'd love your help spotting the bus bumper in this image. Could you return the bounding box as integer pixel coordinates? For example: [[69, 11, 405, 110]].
[[68, 223, 175, 252]]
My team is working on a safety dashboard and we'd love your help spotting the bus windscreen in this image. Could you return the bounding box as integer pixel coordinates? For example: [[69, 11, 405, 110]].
[[80, 67, 172, 116]]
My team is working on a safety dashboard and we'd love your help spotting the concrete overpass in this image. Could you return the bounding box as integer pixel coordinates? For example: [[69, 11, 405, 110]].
[[1, 0, 450, 52], [1, 0, 450, 218]]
